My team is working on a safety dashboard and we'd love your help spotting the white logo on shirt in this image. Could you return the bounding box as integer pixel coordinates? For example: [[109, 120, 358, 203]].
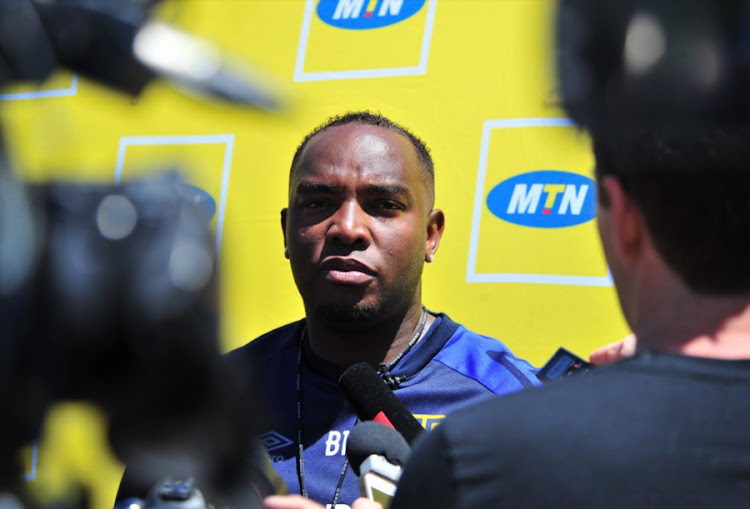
[[324, 430, 350, 456]]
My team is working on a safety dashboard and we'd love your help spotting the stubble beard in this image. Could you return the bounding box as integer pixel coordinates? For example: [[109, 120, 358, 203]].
[[315, 301, 378, 322], [300, 253, 425, 325], [308, 272, 421, 326]]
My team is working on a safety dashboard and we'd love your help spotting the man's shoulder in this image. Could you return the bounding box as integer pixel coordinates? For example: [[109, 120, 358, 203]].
[[443, 361, 641, 434], [430, 367, 614, 456], [435, 353, 750, 460], [406, 357, 750, 509], [224, 319, 305, 365], [428, 316, 541, 393]]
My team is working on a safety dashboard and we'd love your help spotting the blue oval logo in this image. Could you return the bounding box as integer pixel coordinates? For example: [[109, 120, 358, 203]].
[[179, 184, 217, 220], [486, 170, 596, 228], [317, 0, 426, 30]]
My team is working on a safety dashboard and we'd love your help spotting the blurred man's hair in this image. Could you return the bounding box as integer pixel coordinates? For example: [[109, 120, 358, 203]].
[[592, 126, 750, 295], [556, 0, 750, 294]]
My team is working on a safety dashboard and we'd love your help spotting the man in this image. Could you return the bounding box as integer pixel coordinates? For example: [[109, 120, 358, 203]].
[[226, 111, 540, 508]]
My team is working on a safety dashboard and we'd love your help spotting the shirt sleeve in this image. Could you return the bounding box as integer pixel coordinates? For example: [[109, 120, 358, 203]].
[[390, 424, 458, 509]]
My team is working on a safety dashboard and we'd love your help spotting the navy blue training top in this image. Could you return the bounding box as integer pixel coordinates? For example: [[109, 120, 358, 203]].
[[226, 312, 540, 508]]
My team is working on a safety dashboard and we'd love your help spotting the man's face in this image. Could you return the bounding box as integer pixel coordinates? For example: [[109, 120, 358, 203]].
[[281, 122, 441, 323]]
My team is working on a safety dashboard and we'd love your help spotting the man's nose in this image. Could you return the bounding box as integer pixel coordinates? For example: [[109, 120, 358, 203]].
[[326, 201, 371, 247]]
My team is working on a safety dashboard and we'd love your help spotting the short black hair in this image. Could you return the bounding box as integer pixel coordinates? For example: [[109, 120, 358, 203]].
[[592, 126, 750, 295], [289, 111, 435, 208], [556, 0, 750, 294]]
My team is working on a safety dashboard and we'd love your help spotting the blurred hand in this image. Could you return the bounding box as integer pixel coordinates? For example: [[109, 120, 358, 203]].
[[589, 333, 637, 365], [264, 495, 325, 509], [353, 498, 383, 509]]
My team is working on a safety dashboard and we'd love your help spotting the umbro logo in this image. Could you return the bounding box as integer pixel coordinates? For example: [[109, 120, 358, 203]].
[[260, 431, 294, 451]]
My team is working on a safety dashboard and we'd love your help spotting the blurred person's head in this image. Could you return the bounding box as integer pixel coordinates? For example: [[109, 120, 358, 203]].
[[556, 0, 750, 333], [592, 126, 750, 298]]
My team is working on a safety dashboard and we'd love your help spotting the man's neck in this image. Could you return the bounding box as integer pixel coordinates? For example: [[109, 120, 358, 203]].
[[304, 304, 434, 368], [634, 292, 750, 360]]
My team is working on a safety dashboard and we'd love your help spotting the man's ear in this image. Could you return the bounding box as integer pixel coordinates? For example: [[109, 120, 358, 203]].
[[280, 208, 289, 257], [425, 209, 445, 262], [600, 176, 644, 263]]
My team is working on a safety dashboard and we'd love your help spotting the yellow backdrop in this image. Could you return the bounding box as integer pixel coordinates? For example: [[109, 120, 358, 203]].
[[1, 1, 630, 508]]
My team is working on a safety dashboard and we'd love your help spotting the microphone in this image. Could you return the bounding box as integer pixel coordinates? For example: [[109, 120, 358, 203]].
[[132, 21, 289, 111], [338, 362, 425, 445], [10, 0, 289, 110], [346, 421, 410, 508]]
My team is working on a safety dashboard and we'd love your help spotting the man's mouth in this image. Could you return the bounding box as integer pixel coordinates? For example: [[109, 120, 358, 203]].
[[320, 258, 376, 285]]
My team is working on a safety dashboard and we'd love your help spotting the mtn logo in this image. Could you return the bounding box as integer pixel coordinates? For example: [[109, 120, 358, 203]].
[[317, 0, 426, 30], [486, 170, 596, 228]]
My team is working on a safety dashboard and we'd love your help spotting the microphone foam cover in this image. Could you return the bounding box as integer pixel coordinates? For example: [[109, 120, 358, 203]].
[[346, 420, 411, 476], [338, 362, 425, 444]]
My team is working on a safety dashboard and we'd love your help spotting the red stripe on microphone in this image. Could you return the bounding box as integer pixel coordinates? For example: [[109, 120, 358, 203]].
[[373, 411, 395, 429]]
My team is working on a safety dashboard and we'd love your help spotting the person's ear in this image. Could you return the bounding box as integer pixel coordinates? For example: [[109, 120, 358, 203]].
[[280, 208, 289, 259], [600, 176, 644, 263], [425, 209, 445, 263]]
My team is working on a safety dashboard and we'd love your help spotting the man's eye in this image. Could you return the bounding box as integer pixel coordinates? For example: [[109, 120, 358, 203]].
[[303, 200, 330, 208], [373, 201, 402, 210]]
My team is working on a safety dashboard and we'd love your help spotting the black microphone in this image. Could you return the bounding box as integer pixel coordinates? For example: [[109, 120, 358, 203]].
[[338, 362, 425, 445], [6, 0, 289, 110], [346, 420, 410, 508], [347, 420, 411, 476]]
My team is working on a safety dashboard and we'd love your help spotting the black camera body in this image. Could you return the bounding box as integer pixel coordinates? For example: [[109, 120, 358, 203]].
[[0, 172, 262, 502], [143, 478, 210, 509]]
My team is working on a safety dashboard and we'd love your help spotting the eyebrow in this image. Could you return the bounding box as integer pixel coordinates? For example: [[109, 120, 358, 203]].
[[364, 184, 411, 198], [295, 181, 412, 198], [295, 182, 340, 194]]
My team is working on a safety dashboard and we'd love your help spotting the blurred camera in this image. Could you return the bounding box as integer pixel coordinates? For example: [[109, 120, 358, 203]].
[[143, 478, 210, 509]]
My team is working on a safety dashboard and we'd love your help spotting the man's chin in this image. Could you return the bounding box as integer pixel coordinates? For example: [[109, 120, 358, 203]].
[[314, 302, 378, 322]]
